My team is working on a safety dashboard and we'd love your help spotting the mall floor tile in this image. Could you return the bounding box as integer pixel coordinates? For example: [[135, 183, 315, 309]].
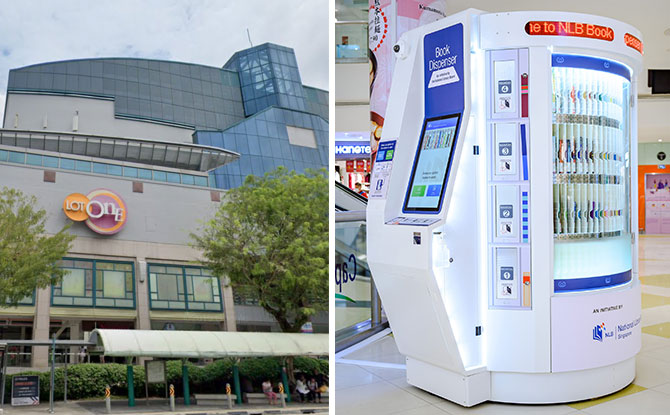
[[641, 293, 670, 308], [335, 235, 670, 414]]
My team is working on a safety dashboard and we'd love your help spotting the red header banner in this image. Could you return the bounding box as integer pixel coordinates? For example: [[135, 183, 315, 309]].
[[525, 21, 614, 42]]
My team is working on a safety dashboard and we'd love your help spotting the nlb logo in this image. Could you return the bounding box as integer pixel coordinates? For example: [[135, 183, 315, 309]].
[[592, 322, 614, 342], [593, 323, 605, 342], [63, 189, 127, 235]]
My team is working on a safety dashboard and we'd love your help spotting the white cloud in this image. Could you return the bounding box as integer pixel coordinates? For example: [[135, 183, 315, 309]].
[[0, 0, 329, 120]]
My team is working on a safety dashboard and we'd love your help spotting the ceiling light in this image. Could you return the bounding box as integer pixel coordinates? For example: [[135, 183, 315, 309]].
[[659, 139, 663, 142]]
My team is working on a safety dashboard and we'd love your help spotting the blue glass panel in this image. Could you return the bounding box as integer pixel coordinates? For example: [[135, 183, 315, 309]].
[[153, 170, 167, 182], [76, 160, 91, 172], [248, 135, 261, 156], [138, 168, 152, 180], [194, 176, 208, 187], [92, 162, 107, 174], [107, 164, 123, 176], [0, 150, 7, 162], [26, 154, 42, 166], [7, 151, 26, 164], [123, 167, 138, 178], [181, 174, 195, 185], [43, 156, 59, 168], [60, 158, 75, 170], [167, 172, 180, 183]]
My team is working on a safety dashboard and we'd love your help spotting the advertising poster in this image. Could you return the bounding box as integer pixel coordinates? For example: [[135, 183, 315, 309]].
[[368, 0, 447, 167], [11, 376, 39, 406], [645, 174, 670, 233]]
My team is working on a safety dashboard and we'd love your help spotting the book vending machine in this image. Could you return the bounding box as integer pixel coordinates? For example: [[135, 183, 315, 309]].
[[367, 9, 644, 406]]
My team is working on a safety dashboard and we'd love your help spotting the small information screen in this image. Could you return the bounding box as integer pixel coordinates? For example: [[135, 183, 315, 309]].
[[404, 113, 461, 213]]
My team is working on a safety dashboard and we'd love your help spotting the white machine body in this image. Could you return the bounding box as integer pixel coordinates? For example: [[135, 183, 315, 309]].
[[367, 9, 643, 406]]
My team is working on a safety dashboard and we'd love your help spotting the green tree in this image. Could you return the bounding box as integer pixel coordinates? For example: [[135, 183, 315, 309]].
[[0, 187, 75, 307], [193, 167, 328, 332]]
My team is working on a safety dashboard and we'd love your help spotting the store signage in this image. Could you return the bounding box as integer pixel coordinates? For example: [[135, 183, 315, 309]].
[[335, 253, 357, 293], [11, 375, 39, 406], [356, 159, 366, 171], [624, 33, 643, 54], [335, 141, 371, 160], [345, 160, 355, 172], [525, 21, 614, 42], [63, 189, 127, 235]]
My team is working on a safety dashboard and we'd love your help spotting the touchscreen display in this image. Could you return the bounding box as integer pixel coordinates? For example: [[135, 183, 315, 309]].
[[404, 114, 461, 212]]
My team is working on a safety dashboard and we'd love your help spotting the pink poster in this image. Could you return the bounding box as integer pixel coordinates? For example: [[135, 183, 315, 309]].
[[368, 0, 446, 166]]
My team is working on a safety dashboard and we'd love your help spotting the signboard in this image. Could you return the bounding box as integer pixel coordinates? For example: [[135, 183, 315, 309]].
[[624, 33, 643, 54], [146, 360, 166, 384], [423, 23, 465, 118], [356, 160, 366, 171], [11, 375, 39, 406], [345, 160, 355, 173], [524, 21, 614, 42], [335, 141, 371, 160], [63, 189, 127, 235]]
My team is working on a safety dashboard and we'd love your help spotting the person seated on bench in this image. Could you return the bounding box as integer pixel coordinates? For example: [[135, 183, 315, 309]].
[[308, 377, 320, 403], [296, 376, 310, 402], [261, 379, 277, 405]]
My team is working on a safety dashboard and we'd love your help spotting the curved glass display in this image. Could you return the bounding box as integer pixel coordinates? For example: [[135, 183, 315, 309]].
[[551, 54, 632, 292]]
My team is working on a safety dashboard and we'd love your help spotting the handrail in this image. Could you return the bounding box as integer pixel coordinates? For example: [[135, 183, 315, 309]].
[[336, 210, 366, 222]]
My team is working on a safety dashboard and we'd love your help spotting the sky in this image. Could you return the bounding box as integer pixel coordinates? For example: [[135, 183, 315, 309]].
[[0, 0, 329, 120]]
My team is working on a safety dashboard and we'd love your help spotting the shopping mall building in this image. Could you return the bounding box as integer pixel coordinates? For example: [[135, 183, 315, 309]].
[[0, 42, 328, 368]]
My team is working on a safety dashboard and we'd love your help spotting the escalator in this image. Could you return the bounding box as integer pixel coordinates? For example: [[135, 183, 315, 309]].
[[335, 182, 387, 351], [335, 181, 368, 212]]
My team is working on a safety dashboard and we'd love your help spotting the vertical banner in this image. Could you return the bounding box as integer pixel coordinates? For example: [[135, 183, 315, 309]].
[[369, 0, 447, 166]]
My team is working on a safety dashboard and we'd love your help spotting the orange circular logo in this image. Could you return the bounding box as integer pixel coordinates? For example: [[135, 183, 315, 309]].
[[63, 193, 90, 222]]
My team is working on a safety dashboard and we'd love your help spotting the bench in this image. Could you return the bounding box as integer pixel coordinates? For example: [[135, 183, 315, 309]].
[[194, 393, 237, 406]]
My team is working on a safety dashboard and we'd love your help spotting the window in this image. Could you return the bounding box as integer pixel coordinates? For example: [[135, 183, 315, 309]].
[[123, 167, 138, 178], [26, 154, 42, 166], [148, 264, 222, 311], [52, 259, 135, 308], [233, 286, 260, 306], [75, 160, 91, 172], [153, 170, 167, 182], [8, 151, 25, 164]]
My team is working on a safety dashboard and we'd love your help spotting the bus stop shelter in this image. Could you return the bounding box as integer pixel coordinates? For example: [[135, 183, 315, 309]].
[[88, 329, 329, 407], [0, 329, 328, 412]]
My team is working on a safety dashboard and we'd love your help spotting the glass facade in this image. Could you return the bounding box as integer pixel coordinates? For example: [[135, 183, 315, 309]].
[[51, 259, 135, 308], [147, 264, 223, 312], [6, 42, 328, 190], [194, 107, 328, 188], [224, 43, 308, 116], [0, 148, 210, 187], [8, 58, 245, 130]]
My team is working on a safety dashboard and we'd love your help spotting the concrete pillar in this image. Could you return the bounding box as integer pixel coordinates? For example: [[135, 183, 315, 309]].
[[69, 322, 80, 364], [31, 287, 51, 368], [135, 259, 152, 331], [135, 259, 152, 366], [221, 278, 237, 332]]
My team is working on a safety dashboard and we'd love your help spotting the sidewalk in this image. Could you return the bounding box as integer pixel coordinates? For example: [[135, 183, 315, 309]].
[[0, 400, 329, 415]]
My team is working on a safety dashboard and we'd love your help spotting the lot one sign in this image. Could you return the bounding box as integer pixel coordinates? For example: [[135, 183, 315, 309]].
[[63, 189, 127, 235]]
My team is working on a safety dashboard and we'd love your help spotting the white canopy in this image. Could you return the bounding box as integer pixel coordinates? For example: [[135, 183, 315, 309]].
[[89, 329, 328, 358]]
